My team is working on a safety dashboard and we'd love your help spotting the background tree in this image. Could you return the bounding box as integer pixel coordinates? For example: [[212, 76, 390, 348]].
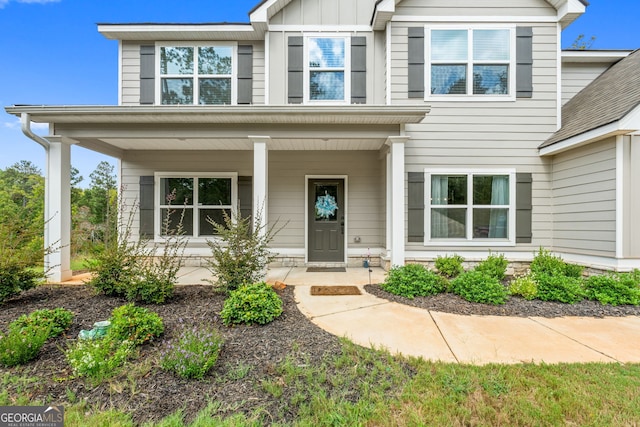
[[571, 34, 596, 50], [80, 161, 117, 247]]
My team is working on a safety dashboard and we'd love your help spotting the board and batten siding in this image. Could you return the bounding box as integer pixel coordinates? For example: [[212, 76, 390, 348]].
[[270, 0, 378, 26], [389, 11, 559, 253], [393, 0, 557, 17], [551, 138, 617, 257], [119, 41, 265, 106], [561, 62, 611, 106]]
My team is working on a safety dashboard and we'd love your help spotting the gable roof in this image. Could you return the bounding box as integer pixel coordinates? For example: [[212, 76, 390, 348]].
[[541, 49, 640, 151]]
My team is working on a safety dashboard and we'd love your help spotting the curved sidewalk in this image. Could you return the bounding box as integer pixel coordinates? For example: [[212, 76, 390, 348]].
[[284, 269, 640, 365]]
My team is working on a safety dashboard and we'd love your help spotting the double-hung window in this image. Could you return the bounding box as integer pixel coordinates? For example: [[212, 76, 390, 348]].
[[159, 44, 235, 105], [305, 36, 350, 103], [427, 26, 515, 99], [427, 171, 515, 244], [156, 173, 237, 238]]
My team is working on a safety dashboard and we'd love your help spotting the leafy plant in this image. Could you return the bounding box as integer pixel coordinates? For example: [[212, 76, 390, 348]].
[[434, 254, 464, 279], [205, 208, 280, 294], [10, 308, 74, 338], [530, 248, 583, 278], [535, 273, 585, 304], [451, 271, 508, 305], [474, 253, 508, 281], [584, 272, 640, 306], [382, 264, 447, 299], [107, 304, 164, 345], [508, 274, 538, 300], [0, 325, 51, 367], [221, 282, 283, 326], [161, 325, 224, 379], [65, 338, 135, 380]]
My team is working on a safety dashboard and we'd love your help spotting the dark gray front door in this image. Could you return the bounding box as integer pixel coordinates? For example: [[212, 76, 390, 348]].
[[308, 179, 345, 262]]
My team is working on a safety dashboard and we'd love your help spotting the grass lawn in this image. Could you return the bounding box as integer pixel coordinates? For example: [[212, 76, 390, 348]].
[[2, 340, 639, 426]]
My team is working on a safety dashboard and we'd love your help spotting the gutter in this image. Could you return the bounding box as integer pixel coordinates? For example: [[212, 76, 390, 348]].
[[20, 112, 49, 150]]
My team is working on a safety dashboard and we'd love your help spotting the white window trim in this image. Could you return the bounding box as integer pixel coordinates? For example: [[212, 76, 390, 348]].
[[303, 34, 351, 105], [155, 42, 238, 106], [154, 172, 238, 242], [424, 169, 516, 247], [425, 24, 516, 102]]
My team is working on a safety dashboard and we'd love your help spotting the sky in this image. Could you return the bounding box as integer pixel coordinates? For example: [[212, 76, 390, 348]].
[[0, 0, 638, 187]]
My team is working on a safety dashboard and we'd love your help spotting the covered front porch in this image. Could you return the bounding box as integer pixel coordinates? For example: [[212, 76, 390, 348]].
[[6, 105, 428, 282]]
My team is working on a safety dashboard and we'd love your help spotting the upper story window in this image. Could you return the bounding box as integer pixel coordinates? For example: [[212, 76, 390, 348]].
[[158, 45, 235, 105], [427, 26, 515, 100], [305, 36, 350, 103]]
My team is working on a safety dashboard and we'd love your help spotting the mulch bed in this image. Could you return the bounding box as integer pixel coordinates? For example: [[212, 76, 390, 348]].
[[365, 284, 640, 318], [0, 285, 343, 425]]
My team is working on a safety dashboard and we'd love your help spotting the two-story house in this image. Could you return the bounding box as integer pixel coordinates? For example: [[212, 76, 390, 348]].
[[6, 0, 640, 282]]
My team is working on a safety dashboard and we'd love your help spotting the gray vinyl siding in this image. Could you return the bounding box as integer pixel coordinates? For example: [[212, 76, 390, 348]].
[[270, 0, 378, 25], [561, 62, 611, 105], [551, 138, 617, 257], [119, 41, 265, 106], [120, 150, 384, 251], [623, 136, 640, 257], [121, 41, 142, 106], [389, 8, 559, 253]]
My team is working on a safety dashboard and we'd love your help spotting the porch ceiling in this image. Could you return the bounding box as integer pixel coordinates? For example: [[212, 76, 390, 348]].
[[6, 105, 428, 157]]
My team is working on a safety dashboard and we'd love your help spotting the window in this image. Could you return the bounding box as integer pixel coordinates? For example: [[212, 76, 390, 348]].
[[427, 171, 515, 243], [305, 36, 350, 102], [156, 173, 237, 238], [159, 45, 235, 105], [427, 27, 514, 98]]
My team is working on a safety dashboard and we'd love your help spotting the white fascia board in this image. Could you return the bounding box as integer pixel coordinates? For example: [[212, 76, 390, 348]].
[[371, 0, 395, 31], [539, 123, 629, 156], [562, 50, 632, 64], [556, 0, 586, 28], [620, 104, 640, 131], [98, 24, 259, 41]]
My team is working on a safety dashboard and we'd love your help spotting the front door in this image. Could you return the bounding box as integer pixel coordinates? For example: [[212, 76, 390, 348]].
[[308, 179, 345, 262]]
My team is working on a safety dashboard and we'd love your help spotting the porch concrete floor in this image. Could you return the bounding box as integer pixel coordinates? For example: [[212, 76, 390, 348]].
[[58, 266, 640, 365]]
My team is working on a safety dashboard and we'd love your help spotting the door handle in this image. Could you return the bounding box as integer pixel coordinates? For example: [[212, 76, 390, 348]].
[[340, 217, 344, 235]]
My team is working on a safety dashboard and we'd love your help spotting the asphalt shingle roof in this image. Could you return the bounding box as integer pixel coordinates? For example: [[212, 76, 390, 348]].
[[541, 49, 640, 149]]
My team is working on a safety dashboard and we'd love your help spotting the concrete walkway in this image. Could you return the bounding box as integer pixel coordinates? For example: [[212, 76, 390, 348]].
[[62, 266, 640, 365]]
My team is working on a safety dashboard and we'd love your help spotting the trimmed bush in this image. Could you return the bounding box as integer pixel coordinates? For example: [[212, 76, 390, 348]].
[[221, 282, 283, 326], [474, 253, 508, 281], [108, 304, 164, 345], [509, 274, 538, 300], [0, 325, 51, 367], [382, 264, 447, 299], [584, 272, 640, 306], [434, 255, 465, 279], [10, 308, 74, 339], [161, 325, 224, 379], [530, 248, 583, 278], [535, 273, 585, 304], [451, 271, 508, 305]]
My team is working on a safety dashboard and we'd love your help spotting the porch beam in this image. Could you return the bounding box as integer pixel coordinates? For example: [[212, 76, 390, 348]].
[[46, 137, 72, 282], [250, 136, 270, 237], [386, 136, 409, 267]]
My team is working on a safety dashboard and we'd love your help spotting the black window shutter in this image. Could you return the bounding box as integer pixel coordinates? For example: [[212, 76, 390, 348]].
[[140, 45, 155, 105], [237, 45, 253, 105], [139, 176, 154, 238], [515, 173, 533, 243], [351, 37, 367, 104], [516, 27, 533, 99], [408, 27, 425, 99], [288, 36, 304, 104], [408, 172, 425, 242]]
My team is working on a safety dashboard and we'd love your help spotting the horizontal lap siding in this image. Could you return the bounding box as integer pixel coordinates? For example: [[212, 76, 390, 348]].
[[121, 41, 141, 106], [391, 14, 558, 254], [561, 62, 611, 105], [253, 43, 266, 104], [268, 151, 384, 250], [552, 139, 617, 256]]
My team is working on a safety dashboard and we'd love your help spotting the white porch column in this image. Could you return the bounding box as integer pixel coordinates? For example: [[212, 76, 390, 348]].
[[250, 136, 270, 237], [45, 138, 72, 282], [386, 136, 409, 267]]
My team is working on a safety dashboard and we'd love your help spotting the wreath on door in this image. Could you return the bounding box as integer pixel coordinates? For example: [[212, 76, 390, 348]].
[[315, 192, 338, 219]]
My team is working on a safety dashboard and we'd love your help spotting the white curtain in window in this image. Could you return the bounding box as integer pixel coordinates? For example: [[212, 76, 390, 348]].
[[431, 176, 449, 237], [488, 175, 509, 238]]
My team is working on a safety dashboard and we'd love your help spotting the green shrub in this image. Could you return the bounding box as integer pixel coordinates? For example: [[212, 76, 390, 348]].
[[474, 253, 508, 281], [451, 271, 508, 305], [107, 304, 164, 345], [0, 265, 42, 304], [563, 263, 585, 279], [584, 272, 640, 306], [434, 255, 465, 279], [0, 325, 50, 367], [508, 274, 538, 300], [65, 338, 135, 380], [382, 264, 447, 299], [85, 244, 138, 298], [10, 308, 74, 338], [535, 273, 585, 304], [126, 274, 175, 305], [161, 325, 224, 379], [530, 248, 583, 278], [221, 282, 283, 326]]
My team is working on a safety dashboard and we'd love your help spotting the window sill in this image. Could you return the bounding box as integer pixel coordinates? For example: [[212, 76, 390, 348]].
[[424, 95, 516, 103], [424, 239, 516, 247]]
